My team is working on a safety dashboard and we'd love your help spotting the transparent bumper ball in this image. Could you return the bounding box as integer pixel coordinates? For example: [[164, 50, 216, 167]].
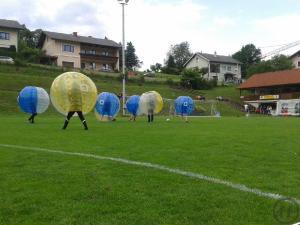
[[139, 91, 163, 115]]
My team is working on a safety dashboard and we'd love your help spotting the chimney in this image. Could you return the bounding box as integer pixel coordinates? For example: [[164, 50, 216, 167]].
[[88, 36, 92, 38], [104, 36, 108, 40], [214, 51, 217, 57], [73, 32, 78, 37]]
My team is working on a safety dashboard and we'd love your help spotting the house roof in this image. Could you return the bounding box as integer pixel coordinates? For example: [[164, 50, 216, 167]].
[[42, 31, 121, 48], [238, 69, 300, 89], [184, 52, 241, 67], [199, 53, 241, 64], [0, 19, 23, 30], [290, 50, 300, 59]]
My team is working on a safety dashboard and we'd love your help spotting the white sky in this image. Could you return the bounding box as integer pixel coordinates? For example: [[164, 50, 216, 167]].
[[1, 0, 300, 70]]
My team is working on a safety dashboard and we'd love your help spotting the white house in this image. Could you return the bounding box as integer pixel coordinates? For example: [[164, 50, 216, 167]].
[[184, 52, 242, 83], [0, 19, 23, 52], [38, 31, 121, 71], [290, 50, 300, 69]]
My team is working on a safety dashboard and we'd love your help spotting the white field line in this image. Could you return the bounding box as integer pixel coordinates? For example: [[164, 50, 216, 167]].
[[0, 143, 299, 205]]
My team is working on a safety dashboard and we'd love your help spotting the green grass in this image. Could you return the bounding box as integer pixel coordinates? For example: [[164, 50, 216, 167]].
[[0, 115, 299, 225], [0, 63, 299, 224]]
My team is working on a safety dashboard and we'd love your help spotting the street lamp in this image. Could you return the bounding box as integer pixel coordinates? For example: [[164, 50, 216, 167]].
[[118, 0, 129, 116]]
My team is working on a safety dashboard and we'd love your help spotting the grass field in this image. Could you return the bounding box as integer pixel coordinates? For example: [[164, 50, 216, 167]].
[[1, 63, 299, 224], [0, 115, 300, 225]]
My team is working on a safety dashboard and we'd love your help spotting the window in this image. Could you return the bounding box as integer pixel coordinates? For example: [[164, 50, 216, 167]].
[[63, 44, 74, 53], [210, 63, 220, 73], [227, 66, 232, 71], [298, 61, 300, 68], [196, 57, 199, 62], [86, 50, 96, 55], [0, 32, 10, 40], [102, 51, 109, 56], [62, 61, 74, 68]]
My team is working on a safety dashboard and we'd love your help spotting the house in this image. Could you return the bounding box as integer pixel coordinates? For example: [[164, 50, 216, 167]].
[[238, 69, 300, 116], [38, 31, 121, 72], [0, 19, 23, 52], [290, 50, 300, 69], [184, 52, 242, 83]]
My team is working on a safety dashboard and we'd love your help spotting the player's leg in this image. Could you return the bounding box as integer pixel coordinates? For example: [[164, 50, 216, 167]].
[[31, 113, 37, 123], [77, 111, 88, 130], [28, 114, 34, 123], [62, 111, 75, 129]]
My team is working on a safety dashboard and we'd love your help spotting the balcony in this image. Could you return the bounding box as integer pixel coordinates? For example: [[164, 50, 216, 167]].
[[80, 52, 118, 59], [242, 92, 300, 101]]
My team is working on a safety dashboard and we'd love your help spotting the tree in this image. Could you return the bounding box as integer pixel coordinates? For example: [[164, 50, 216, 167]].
[[247, 55, 294, 77], [17, 26, 45, 63], [125, 42, 142, 70], [150, 65, 156, 72], [166, 55, 176, 69], [232, 44, 261, 77], [161, 55, 179, 74], [166, 41, 193, 71], [19, 27, 43, 48], [150, 63, 162, 72]]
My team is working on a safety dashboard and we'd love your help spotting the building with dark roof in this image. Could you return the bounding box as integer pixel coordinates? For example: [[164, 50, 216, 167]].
[[238, 69, 300, 116], [184, 52, 242, 83], [0, 19, 23, 52], [39, 31, 121, 71]]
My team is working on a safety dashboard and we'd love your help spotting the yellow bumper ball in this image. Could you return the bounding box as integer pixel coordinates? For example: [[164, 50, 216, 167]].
[[50, 72, 98, 115]]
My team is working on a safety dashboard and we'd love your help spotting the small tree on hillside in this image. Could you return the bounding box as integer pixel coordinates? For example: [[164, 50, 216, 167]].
[[169, 42, 193, 70], [232, 44, 261, 78], [161, 55, 179, 74], [150, 63, 162, 72], [162, 41, 193, 74], [17, 26, 45, 63], [125, 41, 142, 71]]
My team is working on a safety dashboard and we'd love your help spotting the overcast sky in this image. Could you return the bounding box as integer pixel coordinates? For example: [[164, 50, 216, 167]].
[[1, 0, 300, 70]]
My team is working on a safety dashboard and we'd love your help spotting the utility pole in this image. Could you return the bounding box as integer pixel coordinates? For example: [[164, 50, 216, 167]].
[[118, 0, 129, 116]]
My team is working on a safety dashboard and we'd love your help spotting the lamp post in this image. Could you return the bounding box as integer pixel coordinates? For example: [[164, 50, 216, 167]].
[[118, 0, 129, 116]]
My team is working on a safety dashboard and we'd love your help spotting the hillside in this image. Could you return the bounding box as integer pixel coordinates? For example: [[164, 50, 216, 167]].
[[0, 63, 243, 116]]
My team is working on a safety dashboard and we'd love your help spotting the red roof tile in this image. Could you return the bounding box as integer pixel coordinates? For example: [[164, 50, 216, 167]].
[[238, 69, 300, 89]]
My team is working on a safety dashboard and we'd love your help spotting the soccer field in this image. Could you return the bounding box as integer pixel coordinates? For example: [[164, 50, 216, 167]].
[[0, 115, 299, 225]]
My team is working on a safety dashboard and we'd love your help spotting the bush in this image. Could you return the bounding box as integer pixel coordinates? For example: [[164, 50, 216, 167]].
[[0, 46, 16, 59], [165, 78, 174, 86], [161, 66, 180, 75], [17, 41, 45, 63], [137, 75, 145, 85], [14, 57, 26, 71], [180, 68, 217, 90]]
